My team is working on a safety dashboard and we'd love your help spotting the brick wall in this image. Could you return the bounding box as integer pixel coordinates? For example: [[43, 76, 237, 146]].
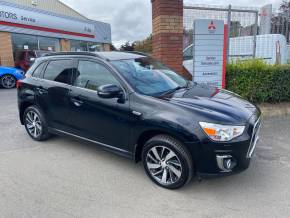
[[151, 0, 191, 79], [0, 32, 14, 67]]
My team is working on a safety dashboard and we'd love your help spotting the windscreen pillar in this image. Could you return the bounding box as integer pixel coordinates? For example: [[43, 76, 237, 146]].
[[152, 0, 190, 78], [0, 32, 14, 67]]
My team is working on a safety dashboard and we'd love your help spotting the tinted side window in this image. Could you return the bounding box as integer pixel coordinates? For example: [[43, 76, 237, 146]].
[[32, 62, 46, 78], [44, 60, 74, 84], [73, 61, 120, 91]]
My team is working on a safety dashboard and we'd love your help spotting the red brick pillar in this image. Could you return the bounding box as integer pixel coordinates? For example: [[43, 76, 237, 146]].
[[152, 0, 189, 78], [0, 32, 14, 67]]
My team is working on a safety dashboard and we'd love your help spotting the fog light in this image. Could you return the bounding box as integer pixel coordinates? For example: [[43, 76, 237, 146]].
[[216, 155, 237, 172], [224, 158, 232, 170]]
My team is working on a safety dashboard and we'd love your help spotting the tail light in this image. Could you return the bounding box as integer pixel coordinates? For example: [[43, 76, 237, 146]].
[[16, 80, 22, 89]]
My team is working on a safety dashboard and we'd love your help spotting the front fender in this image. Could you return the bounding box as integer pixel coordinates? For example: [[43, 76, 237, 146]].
[[131, 114, 202, 164], [137, 114, 200, 143]]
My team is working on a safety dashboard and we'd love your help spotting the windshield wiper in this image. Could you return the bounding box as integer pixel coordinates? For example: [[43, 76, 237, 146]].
[[159, 86, 184, 96]]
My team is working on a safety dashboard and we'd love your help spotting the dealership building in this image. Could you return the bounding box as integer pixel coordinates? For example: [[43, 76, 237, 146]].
[[0, 0, 111, 66]]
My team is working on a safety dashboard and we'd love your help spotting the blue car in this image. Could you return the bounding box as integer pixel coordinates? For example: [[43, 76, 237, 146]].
[[0, 66, 25, 89]]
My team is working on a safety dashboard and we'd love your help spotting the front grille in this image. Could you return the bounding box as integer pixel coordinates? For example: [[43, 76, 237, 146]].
[[247, 117, 261, 158]]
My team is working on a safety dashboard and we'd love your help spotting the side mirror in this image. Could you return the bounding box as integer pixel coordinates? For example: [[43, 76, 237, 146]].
[[97, 84, 123, 99]]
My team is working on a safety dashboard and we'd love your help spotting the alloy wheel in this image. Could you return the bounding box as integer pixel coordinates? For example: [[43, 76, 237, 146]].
[[25, 111, 42, 138], [146, 146, 182, 185], [1, 75, 16, 89]]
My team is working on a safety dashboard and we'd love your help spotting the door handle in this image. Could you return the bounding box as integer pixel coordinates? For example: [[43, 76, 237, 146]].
[[36, 87, 48, 95], [71, 97, 84, 107]]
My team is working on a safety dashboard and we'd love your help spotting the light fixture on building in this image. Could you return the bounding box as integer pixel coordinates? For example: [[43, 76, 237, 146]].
[[31, 0, 38, 6]]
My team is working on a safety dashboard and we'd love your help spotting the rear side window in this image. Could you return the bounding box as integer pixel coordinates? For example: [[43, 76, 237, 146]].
[[32, 62, 47, 78], [44, 60, 74, 84]]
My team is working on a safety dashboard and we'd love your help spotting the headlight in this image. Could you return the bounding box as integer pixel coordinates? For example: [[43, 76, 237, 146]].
[[199, 122, 245, 142]]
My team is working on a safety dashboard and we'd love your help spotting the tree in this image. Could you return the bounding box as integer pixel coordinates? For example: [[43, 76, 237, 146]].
[[120, 41, 135, 51], [280, 0, 290, 12], [134, 35, 152, 54], [110, 44, 117, 51], [278, 0, 290, 42]]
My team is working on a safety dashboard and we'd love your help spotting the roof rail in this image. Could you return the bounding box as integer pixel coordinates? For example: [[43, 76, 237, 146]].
[[43, 51, 102, 58], [125, 51, 150, 56]]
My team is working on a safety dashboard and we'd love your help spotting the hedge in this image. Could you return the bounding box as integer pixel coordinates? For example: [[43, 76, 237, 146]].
[[226, 60, 290, 103]]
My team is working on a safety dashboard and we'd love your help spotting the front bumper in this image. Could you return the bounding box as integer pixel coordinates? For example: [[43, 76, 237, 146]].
[[190, 116, 261, 177]]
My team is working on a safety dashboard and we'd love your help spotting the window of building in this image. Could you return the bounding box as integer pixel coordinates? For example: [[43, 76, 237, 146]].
[[12, 34, 38, 51], [11, 33, 61, 64], [38, 36, 60, 51], [73, 60, 120, 91], [44, 60, 74, 84], [70, 40, 104, 52], [70, 40, 88, 52], [88, 42, 103, 52]]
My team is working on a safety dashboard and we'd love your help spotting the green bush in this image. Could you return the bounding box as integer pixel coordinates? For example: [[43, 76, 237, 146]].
[[226, 59, 290, 103]]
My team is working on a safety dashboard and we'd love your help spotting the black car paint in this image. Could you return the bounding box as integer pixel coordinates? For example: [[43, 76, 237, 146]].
[[18, 53, 261, 176]]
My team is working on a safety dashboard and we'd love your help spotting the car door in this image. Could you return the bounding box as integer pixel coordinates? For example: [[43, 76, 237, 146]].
[[68, 59, 131, 151], [37, 59, 75, 130]]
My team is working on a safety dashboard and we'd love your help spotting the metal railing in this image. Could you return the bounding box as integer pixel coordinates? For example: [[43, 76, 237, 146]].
[[183, 4, 259, 61]]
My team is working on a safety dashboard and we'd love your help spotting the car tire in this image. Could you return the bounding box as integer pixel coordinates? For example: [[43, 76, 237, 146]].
[[0, 74, 16, 89], [23, 106, 51, 141], [142, 135, 193, 189]]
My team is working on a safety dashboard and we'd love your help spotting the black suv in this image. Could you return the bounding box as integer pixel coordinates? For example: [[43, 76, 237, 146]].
[[17, 52, 261, 189]]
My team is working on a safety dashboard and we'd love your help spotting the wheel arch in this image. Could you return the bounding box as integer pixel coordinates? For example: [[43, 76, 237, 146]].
[[0, 73, 16, 78], [134, 129, 195, 163], [19, 101, 35, 125]]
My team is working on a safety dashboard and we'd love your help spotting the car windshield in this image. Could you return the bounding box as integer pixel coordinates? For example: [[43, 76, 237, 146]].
[[111, 57, 188, 96]]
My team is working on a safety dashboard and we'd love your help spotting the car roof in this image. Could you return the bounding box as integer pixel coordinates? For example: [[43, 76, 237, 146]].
[[96, 51, 146, 61], [41, 51, 146, 61]]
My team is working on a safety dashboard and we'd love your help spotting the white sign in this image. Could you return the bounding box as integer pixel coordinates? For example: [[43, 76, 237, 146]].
[[0, 4, 95, 36], [193, 19, 226, 88], [260, 4, 272, 35], [0, 2, 111, 43]]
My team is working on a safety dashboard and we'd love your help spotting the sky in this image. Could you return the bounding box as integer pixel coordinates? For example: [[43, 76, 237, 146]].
[[61, 0, 282, 48]]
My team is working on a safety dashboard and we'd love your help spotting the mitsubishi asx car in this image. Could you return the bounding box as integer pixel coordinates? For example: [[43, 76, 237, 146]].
[[17, 52, 261, 189]]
